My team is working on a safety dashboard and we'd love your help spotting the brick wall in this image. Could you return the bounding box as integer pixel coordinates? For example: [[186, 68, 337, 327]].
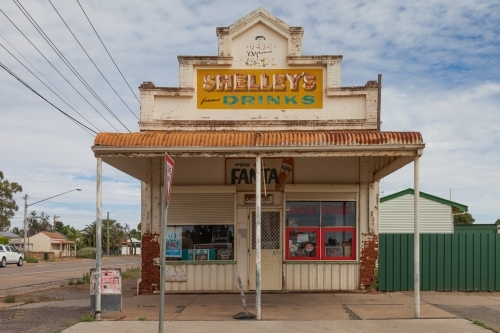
[[138, 233, 161, 294], [359, 234, 379, 290]]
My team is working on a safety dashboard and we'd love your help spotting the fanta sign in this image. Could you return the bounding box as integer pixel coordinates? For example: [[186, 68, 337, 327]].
[[197, 69, 323, 109], [226, 158, 294, 191]]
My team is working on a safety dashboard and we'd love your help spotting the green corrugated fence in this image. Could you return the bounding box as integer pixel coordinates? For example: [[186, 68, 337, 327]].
[[379, 233, 500, 291]]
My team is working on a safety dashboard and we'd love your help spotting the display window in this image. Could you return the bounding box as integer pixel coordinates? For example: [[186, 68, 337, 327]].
[[285, 201, 356, 261], [165, 225, 234, 261]]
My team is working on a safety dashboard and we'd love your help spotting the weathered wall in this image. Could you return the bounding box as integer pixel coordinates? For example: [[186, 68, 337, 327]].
[[138, 233, 161, 294]]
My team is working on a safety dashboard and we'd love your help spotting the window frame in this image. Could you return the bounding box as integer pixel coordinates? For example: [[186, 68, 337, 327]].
[[284, 200, 357, 262]]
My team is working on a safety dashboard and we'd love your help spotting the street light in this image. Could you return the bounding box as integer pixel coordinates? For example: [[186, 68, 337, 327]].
[[23, 189, 82, 255]]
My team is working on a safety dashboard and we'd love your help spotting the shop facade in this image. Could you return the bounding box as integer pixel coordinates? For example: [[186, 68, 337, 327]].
[[92, 8, 424, 294]]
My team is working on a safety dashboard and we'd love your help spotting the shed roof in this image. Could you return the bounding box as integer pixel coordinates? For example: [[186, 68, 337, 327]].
[[380, 188, 468, 212]]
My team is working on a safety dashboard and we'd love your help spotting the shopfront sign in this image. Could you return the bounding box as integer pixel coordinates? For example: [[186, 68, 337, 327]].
[[226, 158, 293, 191], [197, 69, 323, 109], [166, 226, 182, 258], [244, 194, 274, 205]]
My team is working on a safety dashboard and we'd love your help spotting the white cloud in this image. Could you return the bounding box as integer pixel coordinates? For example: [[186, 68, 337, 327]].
[[1, 0, 499, 229]]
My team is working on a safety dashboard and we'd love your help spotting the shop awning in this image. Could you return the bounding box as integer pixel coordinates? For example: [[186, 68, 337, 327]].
[[92, 130, 424, 182]]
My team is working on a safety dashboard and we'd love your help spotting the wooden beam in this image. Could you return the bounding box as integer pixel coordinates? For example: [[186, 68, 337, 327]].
[[373, 156, 414, 181]]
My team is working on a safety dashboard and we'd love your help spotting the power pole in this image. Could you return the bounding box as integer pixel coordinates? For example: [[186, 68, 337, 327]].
[[53, 215, 60, 231], [107, 212, 110, 256], [23, 194, 28, 256]]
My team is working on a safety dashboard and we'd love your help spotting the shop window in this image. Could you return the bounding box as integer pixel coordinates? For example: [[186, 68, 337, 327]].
[[165, 225, 234, 261], [286, 201, 356, 261]]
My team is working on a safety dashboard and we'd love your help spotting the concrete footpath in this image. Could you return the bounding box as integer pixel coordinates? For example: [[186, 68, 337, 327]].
[[7, 290, 499, 332]]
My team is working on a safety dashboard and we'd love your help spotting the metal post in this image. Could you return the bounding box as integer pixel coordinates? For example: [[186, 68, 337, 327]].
[[159, 158, 168, 333], [414, 155, 420, 318], [107, 212, 110, 256], [255, 156, 262, 320], [95, 157, 102, 320], [23, 195, 28, 256]]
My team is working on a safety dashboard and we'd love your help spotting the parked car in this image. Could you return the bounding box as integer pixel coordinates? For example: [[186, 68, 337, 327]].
[[0, 244, 24, 267]]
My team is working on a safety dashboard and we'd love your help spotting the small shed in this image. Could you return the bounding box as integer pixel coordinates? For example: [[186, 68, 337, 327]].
[[380, 189, 468, 234], [29, 231, 76, 258], [121, 237, 141, 255]]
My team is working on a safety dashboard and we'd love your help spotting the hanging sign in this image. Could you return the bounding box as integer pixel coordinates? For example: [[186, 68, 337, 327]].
[[226, 157, 293, 191], [165, 153, 175, 207], [197, 69, 323, 109]]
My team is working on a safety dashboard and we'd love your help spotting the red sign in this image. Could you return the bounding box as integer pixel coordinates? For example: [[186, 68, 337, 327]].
[[165, 153, 175, 207]]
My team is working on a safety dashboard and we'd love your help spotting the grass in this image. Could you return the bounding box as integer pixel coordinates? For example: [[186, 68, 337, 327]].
[[68, 272, 91, 286], [25, 257, 38, 263], [138, 317, 147, 321], [122, 266, 141, 279], [464, 317, 498, 333], [4, 294, 16, 303], [78, 315, 94, 322]]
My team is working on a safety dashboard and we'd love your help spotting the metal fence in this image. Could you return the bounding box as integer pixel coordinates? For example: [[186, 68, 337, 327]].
[[379, 233, 500, 291]]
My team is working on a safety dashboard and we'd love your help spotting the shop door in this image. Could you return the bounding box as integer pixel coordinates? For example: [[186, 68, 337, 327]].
[[249, 210, 282, 290]]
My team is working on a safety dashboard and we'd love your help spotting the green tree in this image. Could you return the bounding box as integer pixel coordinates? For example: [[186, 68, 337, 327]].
[[0, 171, 23, 231], [26, 211, 52, 235], [11, 227, 21, 236], [453, 207, 475, 225], [495, 219, 500, 225], [81, 219, 125, 252]]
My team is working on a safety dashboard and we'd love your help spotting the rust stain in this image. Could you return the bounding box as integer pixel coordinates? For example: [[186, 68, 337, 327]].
[[94, 131, 423, 148]]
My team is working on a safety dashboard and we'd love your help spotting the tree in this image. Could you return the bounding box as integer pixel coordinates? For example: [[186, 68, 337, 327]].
[[495, 219, 500, 225], [81, 219, 125, 252], [0, 171, 23, 231], [26, 211, 52, 235], [453, 207, 475, 225], [11, 227, 21, 236]]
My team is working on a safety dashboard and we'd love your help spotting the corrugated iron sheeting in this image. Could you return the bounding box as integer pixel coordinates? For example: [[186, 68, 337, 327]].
[[94, 131, 423, 147]]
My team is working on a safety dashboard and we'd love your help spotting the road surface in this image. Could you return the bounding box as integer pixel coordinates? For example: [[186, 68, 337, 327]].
[[0, 256, 140, 296]]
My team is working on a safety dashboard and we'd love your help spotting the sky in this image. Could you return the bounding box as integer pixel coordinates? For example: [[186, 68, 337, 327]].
[[0, 0, 499, 231]]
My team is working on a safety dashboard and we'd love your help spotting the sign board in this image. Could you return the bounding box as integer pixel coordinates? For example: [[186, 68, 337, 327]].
[[90, 268, 122, 312], [165, 153, 175, 207], [166, 265, 187, 282], [197, 69, 323, 109], [226, 158, 293, 191], [166, 226, 182, 258], [244, 194, 274, 205]]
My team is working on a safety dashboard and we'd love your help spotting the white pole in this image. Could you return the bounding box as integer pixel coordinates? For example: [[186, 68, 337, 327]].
[[414, 155, 420, 318], [159, 158, 167, 333], [255, 156, 262, 320], [95, 156, 102, 320]]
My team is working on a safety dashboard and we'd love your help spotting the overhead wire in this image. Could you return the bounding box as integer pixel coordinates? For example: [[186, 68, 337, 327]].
[[49, 0, 139, 120], [0, 7, 120, 132], [11, 0, 131, 132], [1, 43, 101, 133], [0, 60, 97, 135], [77, 0, 140, 104], [0, 32, 104, 132]]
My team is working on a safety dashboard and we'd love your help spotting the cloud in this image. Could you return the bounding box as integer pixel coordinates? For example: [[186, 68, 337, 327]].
[[1, 0, 499, 229]]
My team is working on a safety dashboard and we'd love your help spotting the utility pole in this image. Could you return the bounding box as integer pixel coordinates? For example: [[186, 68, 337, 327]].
[[107, 212, 110, 256], [53, 215, 60, 231], [23, 194, 28, 256]]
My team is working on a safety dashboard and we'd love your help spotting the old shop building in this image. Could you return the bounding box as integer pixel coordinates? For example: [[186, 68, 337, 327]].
[[92, 8, 424, 293]]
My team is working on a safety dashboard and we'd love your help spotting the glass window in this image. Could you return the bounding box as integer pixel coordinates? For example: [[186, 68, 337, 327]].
[[166, 225, 234, 261], [321, 202, 356, 226], [286, 228, 319, 260], [285, 202, 320, 227], [285, 201, 356, 261], [0, 246, 4, 251]]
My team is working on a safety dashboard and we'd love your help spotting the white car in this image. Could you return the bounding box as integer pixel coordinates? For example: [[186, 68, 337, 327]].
[[0, 245, 24, 267]]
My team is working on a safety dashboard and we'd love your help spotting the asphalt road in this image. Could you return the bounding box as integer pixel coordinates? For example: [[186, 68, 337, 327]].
[[0, 256, 140, 297]]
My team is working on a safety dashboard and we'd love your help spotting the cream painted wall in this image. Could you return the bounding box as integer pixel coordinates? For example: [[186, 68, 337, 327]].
[[172, 157, 225, 185], [30, 233, 50, 252], [294, 157, 359, 184]]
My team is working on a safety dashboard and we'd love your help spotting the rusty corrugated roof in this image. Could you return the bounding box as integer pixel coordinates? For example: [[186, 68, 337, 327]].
[[93, 131, 423, 148]]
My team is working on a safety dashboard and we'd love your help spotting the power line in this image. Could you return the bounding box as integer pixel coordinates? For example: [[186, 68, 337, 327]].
[[0, 7, 120, 132], [0, 33, 104, 132], [0, 60, 98, 135], [77, 0, 140, 104], [1, 43, 101, 133], [49, 0, 139, 121], [11, 1, 131, 132]]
